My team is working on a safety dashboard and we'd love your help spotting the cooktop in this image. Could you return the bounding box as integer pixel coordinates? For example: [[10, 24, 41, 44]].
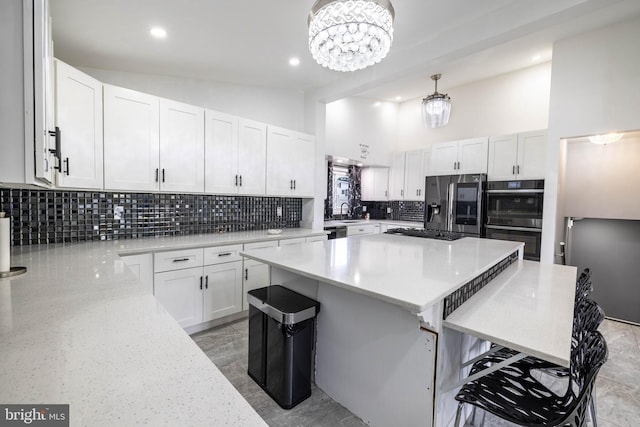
[[384, 228, 465, 241]]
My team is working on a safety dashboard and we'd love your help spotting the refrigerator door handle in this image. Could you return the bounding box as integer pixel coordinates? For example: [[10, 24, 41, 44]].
[[447, 182, 455, 232]]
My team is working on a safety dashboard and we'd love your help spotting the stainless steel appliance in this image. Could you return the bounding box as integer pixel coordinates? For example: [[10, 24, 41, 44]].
[[484, 180, 544, 260], [424, 174, 487, 237], [324, 225, 347, 240]]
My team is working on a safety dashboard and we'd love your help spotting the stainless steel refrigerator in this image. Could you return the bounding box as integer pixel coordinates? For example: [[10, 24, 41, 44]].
[[424, 174, 487, 236]]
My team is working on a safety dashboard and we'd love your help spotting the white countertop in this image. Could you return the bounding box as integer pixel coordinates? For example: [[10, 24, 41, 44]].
[[242, 234, 524, 313], [0, 227, 324, 426], [444, 260, 577, 367]]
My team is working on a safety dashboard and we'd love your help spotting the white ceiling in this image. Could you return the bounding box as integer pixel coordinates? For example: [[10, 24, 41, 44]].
[[50, 0, 640, 103]]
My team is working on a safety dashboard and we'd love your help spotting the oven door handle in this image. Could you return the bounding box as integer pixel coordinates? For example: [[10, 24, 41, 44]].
[[486, 189, 544, 194], [486, 225, 542, 233]]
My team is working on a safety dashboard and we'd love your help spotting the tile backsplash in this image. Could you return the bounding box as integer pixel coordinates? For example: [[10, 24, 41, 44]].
[[361, 200, 425, 222], [0, 188, 302, 246]]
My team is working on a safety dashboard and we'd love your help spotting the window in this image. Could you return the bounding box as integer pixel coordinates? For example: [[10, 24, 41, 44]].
[[332, 165, 350, 215]]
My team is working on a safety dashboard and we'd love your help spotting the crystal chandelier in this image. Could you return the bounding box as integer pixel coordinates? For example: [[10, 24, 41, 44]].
[[308, 0, 395, 72], [422, 74, 452, 128]]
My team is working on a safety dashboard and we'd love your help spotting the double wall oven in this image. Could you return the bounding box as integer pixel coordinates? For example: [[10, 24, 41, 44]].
[[485, 180, 544, 260]]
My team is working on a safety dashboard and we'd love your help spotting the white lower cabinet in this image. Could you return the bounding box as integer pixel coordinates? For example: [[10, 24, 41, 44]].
[[242, 240, 277, 311], [279, 237, 306, 246], [203, 262, 243, 322], [306, 235, 328, 243], [153, 245, 243, 329], [154, 267, 204, 328], [347, 224, 380, 236]]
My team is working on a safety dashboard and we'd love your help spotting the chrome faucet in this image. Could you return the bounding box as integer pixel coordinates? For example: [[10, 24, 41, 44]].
[[340, 202, 349, 219]]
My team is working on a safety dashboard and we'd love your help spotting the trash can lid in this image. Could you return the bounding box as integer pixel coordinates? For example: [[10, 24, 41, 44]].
[[248, 285, 320, 324]]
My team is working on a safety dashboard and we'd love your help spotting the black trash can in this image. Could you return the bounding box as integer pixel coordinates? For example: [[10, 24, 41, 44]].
[[247, 285, 320, 409]]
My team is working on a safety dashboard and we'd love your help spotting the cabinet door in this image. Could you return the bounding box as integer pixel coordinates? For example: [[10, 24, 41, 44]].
[[120, 253, 153, 294], [517, 130, 547, 180], [404, 150, 427, 201], [55, 60, 103, 189], [266, 126, 295, 196], [33, 0, 55, 183], [361, 168, 375, 201], [373, 168, 390, 200], [388, 152, 406, 199], [159, 99, 204, 193], [104, 85, 160, 191], [430, 141, 458, 176], [203, 261, 243, 322], [290, 132, 315, 197], [242, 261, 270, 311], [457, 137, 488, 174], [488, 134, 518, 181], [237, 119, 267, 195], [204, 110, 238, 194], [154, 267, 203, 329]]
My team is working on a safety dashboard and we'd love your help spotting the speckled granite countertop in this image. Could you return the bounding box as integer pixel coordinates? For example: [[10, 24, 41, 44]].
[[0, 228, 325, 426]]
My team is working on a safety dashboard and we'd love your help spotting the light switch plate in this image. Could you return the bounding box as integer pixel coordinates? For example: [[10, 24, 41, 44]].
[[276, 207, 282, 217]]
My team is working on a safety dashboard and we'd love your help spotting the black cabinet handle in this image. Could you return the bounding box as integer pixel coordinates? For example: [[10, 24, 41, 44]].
[[239, 175, 242, 186], [64, 158, 70, 176], [293, 179, 296, 190], [48, 126, 61, 160], [235, 175, 238, 186], [218, 252, 232, 257], [200, 276, 203, 290], [162, 169, 165, 182], [245, 268, 248, 281], [512, 165, 515, 175], [205, 275, 209, 289], [517, 165, 520, 174], [155, 168, 159, 182], [172, 258, 190, 263]]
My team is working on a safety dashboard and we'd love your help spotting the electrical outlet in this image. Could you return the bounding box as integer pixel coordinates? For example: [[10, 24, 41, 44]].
[[362, 206, 367, 212], [276, 207, 282, 217], [387, 207, 392, 214]]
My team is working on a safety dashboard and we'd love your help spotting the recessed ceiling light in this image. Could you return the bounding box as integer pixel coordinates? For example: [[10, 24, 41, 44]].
[[395, 96, 402, 101], [373, 102, 381, 107], [532, 54, 541, 61], [150, 27, 167, 39], [336, 159, 343, 163], [289, 57, 300, 66], [356, 163, 363, 167]]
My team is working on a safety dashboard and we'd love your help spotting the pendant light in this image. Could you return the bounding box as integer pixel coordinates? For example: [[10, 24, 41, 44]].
[[588, 133, 623, 145], [308, 0, 395, 72], [422, 74, 452, 128]]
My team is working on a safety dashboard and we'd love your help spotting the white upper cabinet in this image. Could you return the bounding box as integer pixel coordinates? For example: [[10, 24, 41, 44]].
[[430, 137, 488, 176], [388, 152, 406, 200], [159, 98, 205, 193], [488, 130, 547, 180], [266, 126, 315, 197], [205, 112, 267, 195], [237, 119, 267, 195], [204, 110, 238, 194], [361, 167, 389, 201], [104, 84, 160, 192], [404, 149, 431, 201], [54, 60, 103, 189]]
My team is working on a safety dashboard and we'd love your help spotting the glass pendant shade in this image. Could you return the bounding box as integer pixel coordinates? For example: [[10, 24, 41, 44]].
[[308, 0, 395, 72], [422, 74, 451, 128]]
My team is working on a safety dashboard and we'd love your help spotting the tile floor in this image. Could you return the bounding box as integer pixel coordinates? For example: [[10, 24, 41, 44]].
[[192, 318, 640, 427]]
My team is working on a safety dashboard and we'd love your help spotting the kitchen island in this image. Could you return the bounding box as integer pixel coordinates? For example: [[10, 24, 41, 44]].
[[242, 234, 577, 427]]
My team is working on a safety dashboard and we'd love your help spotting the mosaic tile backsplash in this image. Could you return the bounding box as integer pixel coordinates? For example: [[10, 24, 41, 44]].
[[361, 200, 425, 223], [0, 188, 302, 246]]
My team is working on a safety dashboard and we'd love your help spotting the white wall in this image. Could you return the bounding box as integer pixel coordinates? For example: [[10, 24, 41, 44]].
[[564, 134, 640, 219], [325, 98, 398, 166], [542, 15, 640, 263], [396, 62, 551, 151], [78, 67, 305, 132]]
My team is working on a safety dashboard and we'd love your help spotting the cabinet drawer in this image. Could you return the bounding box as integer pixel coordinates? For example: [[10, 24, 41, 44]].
[[279, 237, 306, 246], [347, 224, 377, 236], [154, 248, 204, 273], [204, 244, 243, 265], [306, 235, 328, 243]]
